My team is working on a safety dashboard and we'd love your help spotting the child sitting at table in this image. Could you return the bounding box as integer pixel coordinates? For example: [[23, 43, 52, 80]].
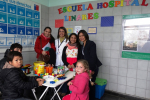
[[0, 51, 44, 100], [62, 59, 91, 100]]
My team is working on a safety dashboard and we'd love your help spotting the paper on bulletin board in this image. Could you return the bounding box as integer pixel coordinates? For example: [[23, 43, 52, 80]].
[[74, 26, 82, 34], [0, 0, 41, 52], [66, 28, 73, 36], [0, 37, 6, 46], [88, 27, 97, 34], [15, 38, 21, 44], [55, 19, 64, 28]]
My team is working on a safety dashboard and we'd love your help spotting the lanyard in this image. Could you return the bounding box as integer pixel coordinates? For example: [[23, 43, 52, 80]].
[[82, 46, 84, 55], [58, 39, 65, 51]]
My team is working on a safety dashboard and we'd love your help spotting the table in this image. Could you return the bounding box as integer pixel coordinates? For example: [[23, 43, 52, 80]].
[[31, 71, 75, 100]]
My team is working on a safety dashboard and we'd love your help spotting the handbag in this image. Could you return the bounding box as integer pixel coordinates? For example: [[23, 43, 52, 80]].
[[37, 37, 50, 64]]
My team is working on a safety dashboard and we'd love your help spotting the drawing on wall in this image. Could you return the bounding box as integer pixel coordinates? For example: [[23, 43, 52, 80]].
[[74, 26, 82, 34], [66, 28, 73, 36]]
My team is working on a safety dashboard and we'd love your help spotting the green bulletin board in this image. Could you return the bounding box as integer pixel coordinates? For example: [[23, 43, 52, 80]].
[[122, 14, 150, 60]]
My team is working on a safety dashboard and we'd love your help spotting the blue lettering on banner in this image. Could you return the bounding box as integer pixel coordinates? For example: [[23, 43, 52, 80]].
[[18, 25, 25, 35], [34, 11, 40, 19], [0, 12, 7, 23], [8, 14, 16, 24], [8, 3, 16, 14], [18, 16, 25, 26], [0, 23, 7, 34], [34, 28, 39, 36], [9, 0, 15, 4], [34, 19, 40, 27], [26, 18, 33, 27], [16, 1, 25, 7], [0, 1, 6, 12], [26, 8, 33, 18], [17, 6, 25, 16], [27, 35, 35, 38], [15, 35, 26, 38], [8, 24, 17, 34], [26, 27, 33, 35], [26, 4, 31, 9]]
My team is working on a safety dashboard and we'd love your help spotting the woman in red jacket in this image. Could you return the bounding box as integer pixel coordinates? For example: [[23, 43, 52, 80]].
[[34, 27, 56, 65]]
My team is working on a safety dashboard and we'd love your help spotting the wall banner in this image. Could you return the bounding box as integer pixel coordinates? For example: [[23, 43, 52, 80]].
[[0, 0, 41, 47]]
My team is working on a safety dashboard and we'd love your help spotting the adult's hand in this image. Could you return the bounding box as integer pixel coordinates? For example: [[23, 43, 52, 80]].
[[71, 64, 75, 68], [42, 51, 47, 56]]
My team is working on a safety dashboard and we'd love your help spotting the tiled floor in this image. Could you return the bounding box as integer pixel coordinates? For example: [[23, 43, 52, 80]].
[[0, 91, 146, 100], [35, 90, 145, 100]]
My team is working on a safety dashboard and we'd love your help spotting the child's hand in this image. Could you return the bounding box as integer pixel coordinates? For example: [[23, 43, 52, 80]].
[[67, 82, 73, 86], [37, 79, 45, 86]]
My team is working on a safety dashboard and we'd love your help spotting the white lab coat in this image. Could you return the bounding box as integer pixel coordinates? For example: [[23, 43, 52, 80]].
[[55, 38, 68, 66]]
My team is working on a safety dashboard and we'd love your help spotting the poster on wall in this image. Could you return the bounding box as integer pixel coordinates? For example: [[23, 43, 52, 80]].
[[88, 27, 97, 34], [0, 0, 41, 48], [122, 14, 150, 60], [66, 28, 73, 36], [74, 26, 82, 34]]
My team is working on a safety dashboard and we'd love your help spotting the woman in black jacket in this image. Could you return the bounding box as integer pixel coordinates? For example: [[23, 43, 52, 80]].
[[78, 30, 102, 100]]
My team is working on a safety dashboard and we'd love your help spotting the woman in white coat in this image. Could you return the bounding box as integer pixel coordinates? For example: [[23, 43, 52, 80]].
[[55, 27, 69, 67]]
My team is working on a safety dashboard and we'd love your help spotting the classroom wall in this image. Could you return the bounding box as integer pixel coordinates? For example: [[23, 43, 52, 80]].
[[31, 0, 50, 7], [48, 0, 150, 99], [1, 0, 150, 99], [0, 4, 49, 67], [49, 0, 98, 7]]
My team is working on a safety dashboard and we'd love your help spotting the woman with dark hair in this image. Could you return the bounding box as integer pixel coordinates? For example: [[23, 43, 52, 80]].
[[62, 33, 80, 70], [59, 33, 80, 97], [78, 30, 102, 100], [34, 26, 56, 65], [55, 27, 69, 67]]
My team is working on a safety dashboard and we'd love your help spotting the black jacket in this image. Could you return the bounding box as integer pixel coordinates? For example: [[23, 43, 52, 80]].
[[0, 49, 10, 72], [78, 40, 102, 71], [0, 67, 38, 99], [62, 46, 79, 67]]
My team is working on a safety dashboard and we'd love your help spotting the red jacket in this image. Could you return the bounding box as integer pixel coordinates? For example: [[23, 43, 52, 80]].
[[69, 72, 90, 100], [34, 33, 56, 58]]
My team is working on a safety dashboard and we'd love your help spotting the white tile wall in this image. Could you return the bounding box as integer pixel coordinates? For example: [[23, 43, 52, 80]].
[[117, 84, 126, 93], [127, 77, 136, 87], [47, 1, 150, 99], [136, 88, 146, 98], [126, 86, 135, 95], [0, 0, 150, 99]]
